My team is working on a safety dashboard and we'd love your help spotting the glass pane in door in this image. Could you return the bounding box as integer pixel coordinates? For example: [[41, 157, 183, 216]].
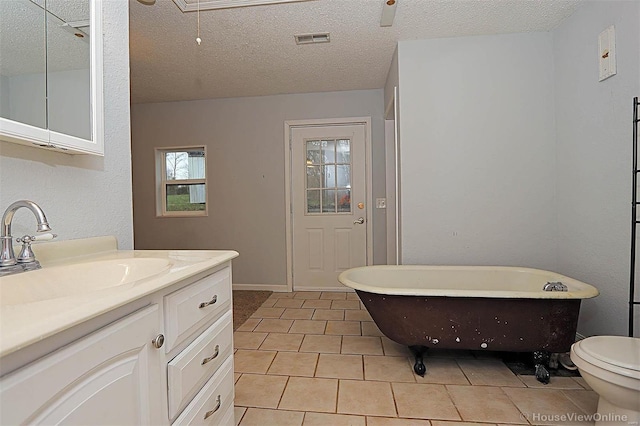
[[307, 190, 320, 213], [306, 140, 321, 164], [337, 189, 351, 212], [336, 139, 350, 163], [322, 189, 336, 213]]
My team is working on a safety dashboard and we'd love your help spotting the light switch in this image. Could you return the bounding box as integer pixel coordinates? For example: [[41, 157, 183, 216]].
[[598, 25, 616, 82], [376, 198, 386, 209]]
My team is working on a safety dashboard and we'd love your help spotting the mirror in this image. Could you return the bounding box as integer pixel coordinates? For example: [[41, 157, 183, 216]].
[[0, 0, 47, 129], [46, 0, 92, 140], [0, 0, 99, 152]]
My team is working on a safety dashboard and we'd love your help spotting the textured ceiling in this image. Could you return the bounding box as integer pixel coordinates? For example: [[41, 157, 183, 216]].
[[129, 0, 583, 104]]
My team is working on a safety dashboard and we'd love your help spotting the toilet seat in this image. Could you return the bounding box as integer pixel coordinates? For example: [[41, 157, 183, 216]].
[[572, 336, 640, 379]]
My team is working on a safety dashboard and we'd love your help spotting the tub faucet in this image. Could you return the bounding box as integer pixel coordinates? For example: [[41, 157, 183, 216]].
[[0, 200, 52, 274], [543, 281, 568, 292]]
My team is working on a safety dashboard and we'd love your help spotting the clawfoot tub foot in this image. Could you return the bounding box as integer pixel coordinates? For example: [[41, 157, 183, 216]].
[[533, 350, 550, 384], [409, 345, 428, 376]]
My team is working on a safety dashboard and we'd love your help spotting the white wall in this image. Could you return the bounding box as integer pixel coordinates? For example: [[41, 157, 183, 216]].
[[397, 32, 558, 270], [384, 47, 401, 263], [131, 89, 386, 288], [384, 46, 399, 119], [0, 2, 133, 249], [553, 1, 640, 337]]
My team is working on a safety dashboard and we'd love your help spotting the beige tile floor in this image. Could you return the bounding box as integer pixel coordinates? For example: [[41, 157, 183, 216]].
[[234, 291, 598, 426]]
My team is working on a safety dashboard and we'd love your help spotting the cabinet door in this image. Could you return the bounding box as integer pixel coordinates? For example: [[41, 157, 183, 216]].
[[0, 305, 164, 425]]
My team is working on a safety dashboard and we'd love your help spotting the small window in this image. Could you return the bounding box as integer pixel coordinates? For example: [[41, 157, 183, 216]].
[[155, 147, 207, 217]]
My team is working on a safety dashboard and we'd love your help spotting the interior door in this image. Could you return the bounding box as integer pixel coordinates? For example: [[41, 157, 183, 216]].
[[291, 124, 367, 290]]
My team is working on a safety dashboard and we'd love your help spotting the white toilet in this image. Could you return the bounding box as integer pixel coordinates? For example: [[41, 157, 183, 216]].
[[570, 336, 640, 425]]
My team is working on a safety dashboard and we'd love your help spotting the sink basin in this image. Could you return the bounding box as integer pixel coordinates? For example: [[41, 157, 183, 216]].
[[0, 258, 171, 305]]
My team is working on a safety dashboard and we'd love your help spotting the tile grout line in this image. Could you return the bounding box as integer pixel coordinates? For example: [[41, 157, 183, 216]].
[[443, 381, 466, 423], [498, 385, 533, 425], [389, 379, 401, 419], [275, 375, 291, 411]]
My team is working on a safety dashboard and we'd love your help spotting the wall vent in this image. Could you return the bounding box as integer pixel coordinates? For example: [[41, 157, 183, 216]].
[[294, 32, 330, 45]]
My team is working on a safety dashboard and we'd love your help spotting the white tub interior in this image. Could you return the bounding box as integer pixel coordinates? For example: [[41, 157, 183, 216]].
[[338, 265, 599, 299]]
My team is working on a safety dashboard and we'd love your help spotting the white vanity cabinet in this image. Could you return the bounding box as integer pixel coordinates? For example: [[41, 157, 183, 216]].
[[0, 305, 165, 425], [0, 260, 235, 426]]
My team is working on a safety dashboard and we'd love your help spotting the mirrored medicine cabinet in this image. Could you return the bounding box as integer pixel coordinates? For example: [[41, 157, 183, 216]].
[[0, 0, 103, 155]]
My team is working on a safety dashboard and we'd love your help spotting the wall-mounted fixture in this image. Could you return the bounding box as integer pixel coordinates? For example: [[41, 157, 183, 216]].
[[172, 0, 312, 12], [61, 20, 90, 41], [380, 0, 397, 27], [295, 32, 330, 45], [0, 0, 104, 155], [598, 25, 616, 82]]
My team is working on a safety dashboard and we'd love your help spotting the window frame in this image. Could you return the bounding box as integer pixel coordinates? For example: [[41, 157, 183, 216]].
[[155, 145, 208, 218]]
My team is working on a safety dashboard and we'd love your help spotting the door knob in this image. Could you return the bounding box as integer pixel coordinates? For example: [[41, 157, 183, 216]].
[[354, 217, 365, 225]]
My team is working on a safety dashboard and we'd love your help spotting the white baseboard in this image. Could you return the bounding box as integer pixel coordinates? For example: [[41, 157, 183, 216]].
[[575, 332, 587, 341], [232, 283, 289, 292]]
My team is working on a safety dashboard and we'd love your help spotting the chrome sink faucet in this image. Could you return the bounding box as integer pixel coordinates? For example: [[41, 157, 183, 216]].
[[0, 200, 54, 275]]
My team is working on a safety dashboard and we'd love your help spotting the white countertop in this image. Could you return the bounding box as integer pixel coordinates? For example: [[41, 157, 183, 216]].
[[0, 237, 238, 357]]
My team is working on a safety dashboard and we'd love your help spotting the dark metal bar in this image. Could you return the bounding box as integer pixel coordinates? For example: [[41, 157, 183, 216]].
[[631, 97, 639, 337]]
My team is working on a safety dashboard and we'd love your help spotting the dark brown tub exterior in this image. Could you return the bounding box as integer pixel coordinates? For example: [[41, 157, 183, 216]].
[[356, 290, 582, 353]]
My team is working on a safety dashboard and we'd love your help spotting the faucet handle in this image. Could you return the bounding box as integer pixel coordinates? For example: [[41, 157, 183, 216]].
[[16, 233, 57, 243], [15, 233, 56, 264]]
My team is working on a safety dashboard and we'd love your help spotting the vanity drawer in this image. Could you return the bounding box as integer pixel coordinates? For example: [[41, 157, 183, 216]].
[[164, 266, 231, 352], [167, 311, 233, 419], [172, 357, 234, 426]]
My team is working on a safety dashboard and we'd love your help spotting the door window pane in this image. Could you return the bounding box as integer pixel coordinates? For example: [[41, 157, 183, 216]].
[[323, 165, 336, 187], [322, 189, 336, 213], [306, 140, 321, 165], [306, 165, 321, 189], [307, 190, 320, 213], [322, 140, 335, 163], [337, 190, 351, 212], [337, 139, 350, 163], [336, 165, 350, 188]]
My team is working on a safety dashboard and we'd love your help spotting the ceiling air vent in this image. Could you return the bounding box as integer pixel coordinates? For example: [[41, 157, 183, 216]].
[[294, 32, 330, 45]]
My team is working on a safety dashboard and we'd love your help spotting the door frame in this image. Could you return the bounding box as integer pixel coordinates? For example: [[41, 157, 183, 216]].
[[284, 117, 373, 292]]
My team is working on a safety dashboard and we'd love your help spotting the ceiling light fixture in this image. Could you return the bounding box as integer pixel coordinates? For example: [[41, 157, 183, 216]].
[[380, 0, 397, 27]]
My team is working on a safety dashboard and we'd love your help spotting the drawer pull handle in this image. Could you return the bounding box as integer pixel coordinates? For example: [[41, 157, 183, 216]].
[[152, 334, 165, 349], [201, 345, 220, 365], [199, 295, 218, 309], [203, 395, 221, 420]]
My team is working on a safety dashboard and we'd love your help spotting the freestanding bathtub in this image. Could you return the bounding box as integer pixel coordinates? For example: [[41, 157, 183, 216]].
[[338, 265, 599, 382]]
